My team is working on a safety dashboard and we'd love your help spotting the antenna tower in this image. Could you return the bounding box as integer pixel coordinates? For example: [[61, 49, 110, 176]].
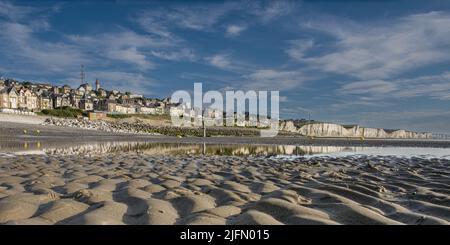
[[80, 64, 85, 85]]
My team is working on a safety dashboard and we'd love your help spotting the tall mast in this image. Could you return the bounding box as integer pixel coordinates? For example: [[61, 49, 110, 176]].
[[80, 64, 85, 85]]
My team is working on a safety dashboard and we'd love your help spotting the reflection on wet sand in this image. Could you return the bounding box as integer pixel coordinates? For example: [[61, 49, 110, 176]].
[[2, 141, 449, 158], [0, 141, 365, 156]]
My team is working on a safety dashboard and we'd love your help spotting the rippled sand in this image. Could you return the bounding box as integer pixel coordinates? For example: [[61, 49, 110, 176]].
[[0, 154, 449, 225]]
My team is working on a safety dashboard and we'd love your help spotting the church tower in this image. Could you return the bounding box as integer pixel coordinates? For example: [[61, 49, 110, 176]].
[[95, 79, 100, 91]]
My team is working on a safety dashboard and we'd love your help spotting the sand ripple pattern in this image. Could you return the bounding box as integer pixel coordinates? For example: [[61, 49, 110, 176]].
[[0, 154, 449, 225]]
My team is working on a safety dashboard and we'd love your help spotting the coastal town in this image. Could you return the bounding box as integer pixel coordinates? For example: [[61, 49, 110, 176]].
[[0, 76, 174, 116], [0, 75, 435, 139]]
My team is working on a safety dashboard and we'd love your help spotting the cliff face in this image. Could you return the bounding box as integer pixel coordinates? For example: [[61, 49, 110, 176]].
[[279, 121, 432, 139]]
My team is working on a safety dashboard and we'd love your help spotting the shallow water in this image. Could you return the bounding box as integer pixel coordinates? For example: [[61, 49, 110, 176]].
[[0, 140, 449, 159]]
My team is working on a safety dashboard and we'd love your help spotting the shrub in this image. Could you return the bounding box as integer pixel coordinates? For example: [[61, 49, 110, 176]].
[[39, 107, 85, 118], [107, 114, 131, 119]]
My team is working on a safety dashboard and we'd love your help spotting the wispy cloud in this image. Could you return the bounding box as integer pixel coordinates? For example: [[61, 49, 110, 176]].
[[338, 72, 450, 101], [0, 1, 162, 89], [204, 53, 258, 74], [0, 22, 88, 73], [330, 99, 392, 110], [136, 1, 295, 38], [0, 1, 41, 21], [150, 48, 197, 62], [136, 2, 239, 37], [248, 0, 295, 23], [106, 47, 154, 69], [0, 1, 76, 73], [1, 1, 211, 75], [338, 80, 398, 95], [206, 53, 232, 69], [225, 24, 247, 37], [243, 69, 318, 90], [297, 11, 450, 80], [285, 38, 314, 60], [66, 30, 167, 70], [392, 72, 450, 100]]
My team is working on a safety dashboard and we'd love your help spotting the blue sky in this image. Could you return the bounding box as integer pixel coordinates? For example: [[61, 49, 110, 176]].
[[1, 0, 449, 134]]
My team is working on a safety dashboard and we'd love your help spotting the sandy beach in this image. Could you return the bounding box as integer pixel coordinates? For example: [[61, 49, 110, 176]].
[[1, 153, 449, 225], [1, 120, 450, 225], [0, 113, 48, 125]]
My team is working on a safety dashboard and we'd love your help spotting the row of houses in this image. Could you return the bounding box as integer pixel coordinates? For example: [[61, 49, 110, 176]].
[[0, 78, 170, 115], [0, 85, 50, 111]]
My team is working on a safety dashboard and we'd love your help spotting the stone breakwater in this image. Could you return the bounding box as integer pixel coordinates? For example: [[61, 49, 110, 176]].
[[42, 118, 272, 137], [280, 121, 432, 139], [0, 154, 449, 225], [43, 118, 139, 134]]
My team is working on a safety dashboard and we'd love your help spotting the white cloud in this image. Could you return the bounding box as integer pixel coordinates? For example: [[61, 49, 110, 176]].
[[168, 5, 231, 30], [136, 2, 239, 37], [150, 49, 196, 62], [206, 54, 232, 69], [67, 30, 170, 49], [135, 12, 173, 38], [0, 1, 37, 21], [286, 38, 314, 60], [299, 11, 450, 80], [0, 0, 58, 32], [339, 80, 398, 95], [66, 30, 173, 70], [204, 52, 260, 74], [0, 2, 168, 74], [279, 96, 289, 102], [249, 0, 294, 22], [106, 47, 154, 69], [0, 22, 88, 73], [392, 72, 450, 100], [136, 1, 296, 39], [225, 24, 247, 37], [0, 1, 164, 90], [338, 72, 450, 101], [244, 69, 317, 90]]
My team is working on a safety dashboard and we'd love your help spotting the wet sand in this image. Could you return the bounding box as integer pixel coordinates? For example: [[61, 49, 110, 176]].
[[1, 153, 449, 225], [1, 121, 450, 225]]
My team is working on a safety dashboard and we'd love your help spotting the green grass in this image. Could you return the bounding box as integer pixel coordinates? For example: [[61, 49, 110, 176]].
[[39, 106, 86, 118]]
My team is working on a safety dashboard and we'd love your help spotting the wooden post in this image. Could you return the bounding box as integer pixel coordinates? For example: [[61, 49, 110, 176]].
[[202, 109, 206, 138]]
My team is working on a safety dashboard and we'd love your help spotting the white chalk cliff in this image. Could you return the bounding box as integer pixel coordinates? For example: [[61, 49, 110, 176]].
[[279, 121, 432, 139]]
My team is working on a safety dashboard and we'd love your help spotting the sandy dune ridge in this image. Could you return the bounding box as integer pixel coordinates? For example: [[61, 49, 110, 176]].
[[0, 154, 449, 225]]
